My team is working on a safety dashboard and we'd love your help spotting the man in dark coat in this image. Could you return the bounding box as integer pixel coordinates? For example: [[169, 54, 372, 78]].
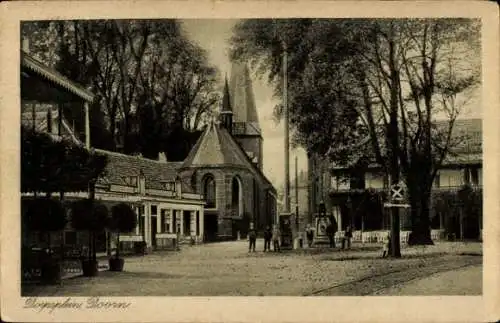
[[326, 223, 335, 248], [326, 216, 338, 248], [263, 226, 272, 252], [248, 223, 257, 252]]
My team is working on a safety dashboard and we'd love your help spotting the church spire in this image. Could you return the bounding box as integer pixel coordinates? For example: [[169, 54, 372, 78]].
[[220, 75, 233, 133], [229, 61, 261, 135]]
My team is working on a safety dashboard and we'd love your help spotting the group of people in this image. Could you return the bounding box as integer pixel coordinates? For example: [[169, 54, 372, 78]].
[[248, 221, 392, 257], [247, 224, 282, 252], [305, 222, 353, 249]]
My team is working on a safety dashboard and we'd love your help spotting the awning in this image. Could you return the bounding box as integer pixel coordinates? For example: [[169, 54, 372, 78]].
[[21, 51, 94, 103]]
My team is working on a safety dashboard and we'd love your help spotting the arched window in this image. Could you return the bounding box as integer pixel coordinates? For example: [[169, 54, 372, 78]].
[[231, 176, 243, 217], [203, 175, 216, 208]]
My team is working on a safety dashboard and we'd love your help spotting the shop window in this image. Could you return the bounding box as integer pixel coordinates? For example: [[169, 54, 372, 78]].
[[161, 209, 171, 233]]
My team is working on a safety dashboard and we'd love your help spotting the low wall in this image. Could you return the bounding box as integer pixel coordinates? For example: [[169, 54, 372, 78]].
[[313, 229, 446, 245]]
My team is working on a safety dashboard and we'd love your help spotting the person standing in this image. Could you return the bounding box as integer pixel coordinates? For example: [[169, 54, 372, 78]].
[[306, 224, 314, 248], [326, 222, 335, 248], [272, 225, 281, 252], [382, 233, 391, 258], [263, 226, 272, 252], [344, 225, 353, 249], [248, 223, 257, 252]]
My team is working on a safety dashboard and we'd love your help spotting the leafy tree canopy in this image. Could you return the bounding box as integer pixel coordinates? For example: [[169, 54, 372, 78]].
[[21, 126, 108, 193]]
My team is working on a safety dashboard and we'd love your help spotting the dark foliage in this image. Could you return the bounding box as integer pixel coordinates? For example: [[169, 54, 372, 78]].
[[163, 127, 203, 161], [71, 199, 110, 232], [21, 126, 108, 193], [24, 198, 67, 232], [109, 203, 137, 233]]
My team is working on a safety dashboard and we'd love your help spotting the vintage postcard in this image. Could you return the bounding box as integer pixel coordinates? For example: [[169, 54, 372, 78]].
[[1, 0, 499, 322]]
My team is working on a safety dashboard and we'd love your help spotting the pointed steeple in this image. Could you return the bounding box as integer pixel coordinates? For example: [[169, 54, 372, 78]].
[[221, 75, 232, 113], [220, 75, 233, 133], [229, 61, 261, 135]]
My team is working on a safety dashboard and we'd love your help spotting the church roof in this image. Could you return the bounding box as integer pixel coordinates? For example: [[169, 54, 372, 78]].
[[228, 61, 261, 136], [221, 76, 232, 114], [181, 122, 251, 168], [180, 121, 275, 191]]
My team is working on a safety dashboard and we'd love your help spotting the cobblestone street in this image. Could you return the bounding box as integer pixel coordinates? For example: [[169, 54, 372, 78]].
[[22, 241, 482, 297]]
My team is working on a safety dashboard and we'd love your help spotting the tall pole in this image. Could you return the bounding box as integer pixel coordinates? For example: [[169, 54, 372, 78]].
[[283, 42, 290, 215], [295, 156, 299, 231], [388, 23, 401, 258], [84, 101, 90, 149]]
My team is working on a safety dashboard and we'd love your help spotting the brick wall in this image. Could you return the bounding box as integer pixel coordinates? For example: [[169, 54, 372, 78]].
[[179, 166, 273, 238]]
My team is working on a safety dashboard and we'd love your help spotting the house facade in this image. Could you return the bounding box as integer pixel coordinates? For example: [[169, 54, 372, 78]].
[[308, 119, 482, 242], [21, 49, 277, 253], [21, 49, 205, 254]]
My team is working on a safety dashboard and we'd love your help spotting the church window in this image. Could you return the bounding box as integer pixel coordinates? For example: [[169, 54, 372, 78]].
[[231, 176, 243, 217], [203, 175, 216, 208]]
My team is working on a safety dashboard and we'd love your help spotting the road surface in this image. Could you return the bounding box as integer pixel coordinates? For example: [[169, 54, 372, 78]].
[[22, 240, 482, 296]]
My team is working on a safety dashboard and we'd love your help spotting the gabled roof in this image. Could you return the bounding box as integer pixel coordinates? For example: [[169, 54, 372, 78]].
[[180, 122, 275, 192], [181, 122, 251, 168], [95, 149, 186, 191], [229, 61, 261, 136], [21, 51, 94, 102]]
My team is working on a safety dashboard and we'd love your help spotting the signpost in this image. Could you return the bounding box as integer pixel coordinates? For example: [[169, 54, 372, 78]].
[[384, 182, 410, 208], [383, 181, 409, 257]]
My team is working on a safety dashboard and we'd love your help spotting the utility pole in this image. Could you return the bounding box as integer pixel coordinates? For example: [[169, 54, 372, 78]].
[[388, 23, 401, 258], [295, 156, 299, 231], [283, 42, 290, 215]]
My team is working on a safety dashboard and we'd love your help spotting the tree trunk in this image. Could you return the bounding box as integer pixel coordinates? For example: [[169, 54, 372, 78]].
[[408, 188, 434, 245], [59, 191, 65, 259], [116, 233, 120, 258], [88, 231, 92, 261], [459, 207, 464, 240], [92, 233, 97, 261], [47, 232, 51, 253]]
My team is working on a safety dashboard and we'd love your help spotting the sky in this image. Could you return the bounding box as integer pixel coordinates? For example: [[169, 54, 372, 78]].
[[180, 19, 482, 190], [181, 19, 308, 189]]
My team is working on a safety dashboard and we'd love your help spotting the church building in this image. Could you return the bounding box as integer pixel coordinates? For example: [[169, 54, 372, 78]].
[[178, 62, 277, 241]]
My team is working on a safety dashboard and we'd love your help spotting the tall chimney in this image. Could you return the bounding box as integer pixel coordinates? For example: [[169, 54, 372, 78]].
[[158, 152, 167, 163]]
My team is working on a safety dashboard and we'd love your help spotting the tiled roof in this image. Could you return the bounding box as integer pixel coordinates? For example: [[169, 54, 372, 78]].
[[95, 149, 185, 191], [181, 122, 250, 168], [447, 118, 482, 154]]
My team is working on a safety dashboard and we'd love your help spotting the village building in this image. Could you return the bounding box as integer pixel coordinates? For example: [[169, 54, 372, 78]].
[[21, 46, 277, 253], [308, 119, 482, 242], [178, 63, 277, 240], [20, 48, 204, 254]]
